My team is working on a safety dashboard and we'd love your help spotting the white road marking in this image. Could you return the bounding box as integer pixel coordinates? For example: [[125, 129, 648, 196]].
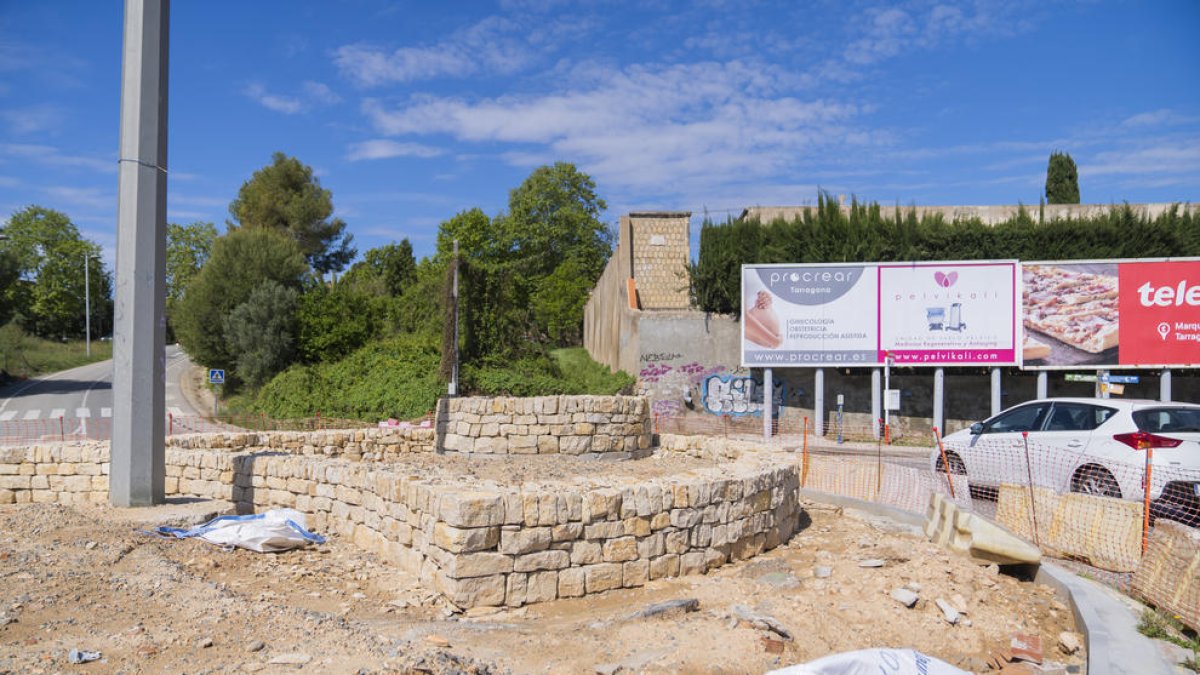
[[101, 407, 112, 418], [50, 408, 66, 419], [76, 408, 91, 418], [169, 406, 184, 417], [0, 411, 15, 421], [23, 410, 40, 420]]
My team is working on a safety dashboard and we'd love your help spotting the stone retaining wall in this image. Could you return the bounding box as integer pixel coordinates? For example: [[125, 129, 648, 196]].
[[438, 396, 652, 458], [165, 427, 436, 461], [0, 434, 799, 609]]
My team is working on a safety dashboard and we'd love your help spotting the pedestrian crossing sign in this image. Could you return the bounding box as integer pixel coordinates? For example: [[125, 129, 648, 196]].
[[208, 369, 225, 385]]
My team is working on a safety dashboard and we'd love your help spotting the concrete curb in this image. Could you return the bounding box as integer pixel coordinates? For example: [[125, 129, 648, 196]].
[[797, 487, 1179, 675]]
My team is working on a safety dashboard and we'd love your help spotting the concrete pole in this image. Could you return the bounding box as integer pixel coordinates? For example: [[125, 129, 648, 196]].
[[1161, 369, 1172, 402], [871, 368, 881, 439], [990, 367, 1002, 416], [933, 367, 944, 433], [111, 0, 168, 507], [814, 368, 825, 436], [762, 368, 773, 440], [1037, 371, 1048, 399], [1098, 370, 1110, 399]]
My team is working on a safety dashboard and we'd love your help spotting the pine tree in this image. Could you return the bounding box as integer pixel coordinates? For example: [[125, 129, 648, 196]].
[[1045, 151, 1081, 204]]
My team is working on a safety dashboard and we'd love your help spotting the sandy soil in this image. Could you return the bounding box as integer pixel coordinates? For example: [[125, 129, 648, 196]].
[[0, 497, 1084, 674]]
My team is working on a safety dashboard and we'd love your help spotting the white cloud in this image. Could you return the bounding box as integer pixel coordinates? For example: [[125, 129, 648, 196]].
[[362, 61, 866, 199], [1121, 109, 1197, 128], [345, 139, 444, 161], [244, 83, 303, 114], [0, 143, 114, 173], [1084, 139, 1200, 177], [1, 105, 66, 135], [302, 81, 341, 105], [333, 16, 533, 86], [43, 186, 114, 211]]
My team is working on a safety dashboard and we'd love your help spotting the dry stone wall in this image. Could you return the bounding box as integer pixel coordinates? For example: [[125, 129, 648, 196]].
[[438, 396, 652, 458], [0, 430, 800, 610]]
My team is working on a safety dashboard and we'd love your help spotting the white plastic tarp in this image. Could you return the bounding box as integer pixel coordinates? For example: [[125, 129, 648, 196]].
[[768, 648, 969, 675], [153, 509, 325, 552]]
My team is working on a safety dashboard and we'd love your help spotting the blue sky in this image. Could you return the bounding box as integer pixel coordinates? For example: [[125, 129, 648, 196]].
[[1, 0, 1198, 271]]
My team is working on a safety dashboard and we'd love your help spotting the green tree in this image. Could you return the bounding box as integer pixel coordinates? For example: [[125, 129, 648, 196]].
[[296, 283, 378, 363], [0, 206, 110, 339], [340, 240, 416, 296], [166, 221, 218, 338], [175, 227, 308, 375], [223, 281, 299, 388], [506, 162, 610, 280], [1045, 151, 1081, 204], [0, 248, 19, 327], [228, 152, 356, 274]]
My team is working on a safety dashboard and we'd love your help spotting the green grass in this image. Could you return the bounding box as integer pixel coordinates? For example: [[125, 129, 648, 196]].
[[1138, 609, 1200, 671], [550, 347, 635, 394], [0, 334, 112, 381]]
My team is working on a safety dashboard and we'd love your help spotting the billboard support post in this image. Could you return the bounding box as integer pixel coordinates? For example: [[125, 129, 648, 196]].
[[1161, 369, 1172, 402], [1098, 370, 1110, 399], [814, 368, 825, 436], [883, 351, 893, 433], [990, 368, 1002, 416], [871, 369, 881, 440], [762, 368, 773, 440], [933, 367, 944, 433], [1037, 371, 1048, 399]]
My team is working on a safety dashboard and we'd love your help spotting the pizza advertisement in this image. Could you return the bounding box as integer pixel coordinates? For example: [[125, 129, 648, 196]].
[[1021, 258, 1200, 369]]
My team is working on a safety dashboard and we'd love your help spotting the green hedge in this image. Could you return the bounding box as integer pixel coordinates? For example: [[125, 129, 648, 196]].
[[691, 194, 1199, 314]]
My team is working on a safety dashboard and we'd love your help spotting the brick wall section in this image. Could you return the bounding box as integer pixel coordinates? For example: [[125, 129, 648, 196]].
[[0, 437, 801, 610], [438, 396, 652, 457], [629, 212, 691, 310]]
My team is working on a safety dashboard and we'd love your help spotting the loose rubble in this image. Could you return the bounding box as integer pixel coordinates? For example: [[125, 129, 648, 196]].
[[0, 499, 1086, 673]]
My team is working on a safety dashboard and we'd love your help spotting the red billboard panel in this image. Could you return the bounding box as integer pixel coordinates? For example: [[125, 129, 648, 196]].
[[1022, 259, 1200, 369]]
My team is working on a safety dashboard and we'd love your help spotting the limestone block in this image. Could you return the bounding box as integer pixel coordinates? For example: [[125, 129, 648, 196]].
[[526, 571, 558, 604], [439, 552, 514, 579], [584, 563, 623, 593], [649, 554, 680, 580], [637, 533, 665, 559], [624, 516, 652, 538], [603, 537, 638, 562], [514, 549, 569, 573], [436, 573, 506, 609], [558, 567, 585, 598], [434, 523, 500, 553], [584, 520, 624, 540], [665, 530, 689, 555], [1133, 521, 1200, 632], [552, 523, 583, 542], [506, 572, 527, 607], [536, 436, 559, 454], [438, 492, 505, 528], [0, 488, 14, 503], [570, 540, 603, 565], [679, 551, 706, 576], [925, 493, 1041, 565], [622, 559, 649, 588]]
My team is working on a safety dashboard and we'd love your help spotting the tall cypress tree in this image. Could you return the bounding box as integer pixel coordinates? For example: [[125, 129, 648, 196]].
[[1045, 151, 1081, 204]]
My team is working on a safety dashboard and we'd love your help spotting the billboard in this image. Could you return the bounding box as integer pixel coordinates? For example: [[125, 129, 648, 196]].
[[1022, 258, 1200, 369], [741, 261, 1019, 367]]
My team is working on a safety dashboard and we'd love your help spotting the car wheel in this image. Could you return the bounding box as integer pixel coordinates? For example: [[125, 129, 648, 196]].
[[1071, 464, 1122, 499], [935, 452, 966, 475]]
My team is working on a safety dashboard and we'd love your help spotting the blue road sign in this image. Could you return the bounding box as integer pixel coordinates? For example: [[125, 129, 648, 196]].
[[208, 369, 225, 385], [1107, 374, 1140, 384]]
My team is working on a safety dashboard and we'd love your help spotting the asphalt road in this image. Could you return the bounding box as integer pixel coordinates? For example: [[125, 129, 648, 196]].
[[0, 344, 203, 442]]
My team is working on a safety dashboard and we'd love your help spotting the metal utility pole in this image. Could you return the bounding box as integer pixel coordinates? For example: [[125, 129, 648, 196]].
[[111, 0, 169, 507]]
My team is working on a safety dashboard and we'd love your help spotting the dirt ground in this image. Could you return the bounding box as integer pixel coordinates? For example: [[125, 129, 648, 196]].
[[0, 497, 1085, 675]]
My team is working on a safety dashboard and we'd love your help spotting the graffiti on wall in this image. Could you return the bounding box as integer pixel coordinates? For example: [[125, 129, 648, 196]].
[[700, 373, 784, 417]]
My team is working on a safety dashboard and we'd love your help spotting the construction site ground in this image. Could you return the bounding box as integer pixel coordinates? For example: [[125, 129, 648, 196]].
[[0, 497, 1085, 674]]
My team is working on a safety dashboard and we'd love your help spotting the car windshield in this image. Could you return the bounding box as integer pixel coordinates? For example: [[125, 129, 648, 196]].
[[1132, 407, 1200, 433]]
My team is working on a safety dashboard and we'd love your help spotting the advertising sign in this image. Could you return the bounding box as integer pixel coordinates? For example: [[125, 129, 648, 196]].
[[1022, 258, 1200, 369], [741, 261, 1019, 367]]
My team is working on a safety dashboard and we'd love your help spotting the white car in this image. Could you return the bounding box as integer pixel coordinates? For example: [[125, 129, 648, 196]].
[[931, 398, 1200, 526]]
